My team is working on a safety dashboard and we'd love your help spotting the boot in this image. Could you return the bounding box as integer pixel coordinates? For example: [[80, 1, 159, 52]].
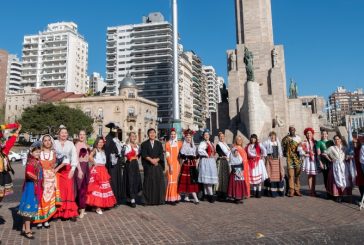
[[295, 190, 302, 197], [288, 189, 294, 197]]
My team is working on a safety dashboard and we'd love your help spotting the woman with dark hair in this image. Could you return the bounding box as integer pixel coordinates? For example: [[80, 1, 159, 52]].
[[245, 134, 268, 198], [178, 129, 199, 204], [165, 128, 182, 205], [53, 125, 80, 220], [215, 132, 231, 201], [86, 137, 116, 214], [18, 143, 42, 239], [316, 130, 334, 196], [299, 128, 319, 196], [124, 132, 142, 208], [75, 130, 90, 218], [326, 135, 353, 202], [198, 129, 218, 203], [263, 131, 285, 197], [140, 128, 165, 205], [34, 134, 60, 229]]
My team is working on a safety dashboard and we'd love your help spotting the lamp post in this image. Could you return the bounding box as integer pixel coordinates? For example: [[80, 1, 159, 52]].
[[172, 0, 182, 139]]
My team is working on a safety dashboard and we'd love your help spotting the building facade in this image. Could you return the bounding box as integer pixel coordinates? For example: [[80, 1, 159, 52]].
[[21, 22, 88, 94], [63, 76, 158, 142], [106, 13, 172, 130], [329, 86, 364, 126], [5, 87, 83, 123]]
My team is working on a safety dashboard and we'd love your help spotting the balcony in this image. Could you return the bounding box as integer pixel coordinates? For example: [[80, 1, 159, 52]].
[[127, 114, 137, 122]]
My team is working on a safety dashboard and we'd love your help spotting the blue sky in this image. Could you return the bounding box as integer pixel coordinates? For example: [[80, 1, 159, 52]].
[[0, 0, 363, 98]]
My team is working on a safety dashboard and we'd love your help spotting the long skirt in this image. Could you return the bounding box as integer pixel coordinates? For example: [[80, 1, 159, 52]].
[[178, 159, 199, 193], [143, 164, 165, 205], [216, 158, 230, 196], [327, 164, 352, 197], [0, 171, 13, 199], [75, 161, 89, 209], [249, 159, 268, 185], [124, 159, 142, 200], [86, 165, 116, 208], [227, 165, 245, 200], [107, 163, 125, 205], [34, 169, 61, 223], [264, 158, 284, 197], [198, 158, 218, 184], [53, 165, 78, 219], [165, 160, 181, 202], [302, 158, 318, 175], [18, 181, 39, 218]]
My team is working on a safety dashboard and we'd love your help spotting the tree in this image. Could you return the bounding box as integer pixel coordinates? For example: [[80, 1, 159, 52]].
[[19, 103, 94, 136]]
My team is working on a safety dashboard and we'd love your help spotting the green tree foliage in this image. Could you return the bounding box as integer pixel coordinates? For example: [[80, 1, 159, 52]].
[[19, 103, 94, 136]]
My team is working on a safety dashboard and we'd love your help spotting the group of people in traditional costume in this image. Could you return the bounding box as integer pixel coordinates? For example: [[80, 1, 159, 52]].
[[1, 121, 364, 240]]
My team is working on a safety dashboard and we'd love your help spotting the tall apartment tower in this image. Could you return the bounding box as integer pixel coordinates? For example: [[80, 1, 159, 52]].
[[178, 45, 194, 129], [0, 50, 22, 107], [106, 13, 173, 129], [185, 51, 207, 129], [203, 65, 221, 115], [21, 22, 88, 94]]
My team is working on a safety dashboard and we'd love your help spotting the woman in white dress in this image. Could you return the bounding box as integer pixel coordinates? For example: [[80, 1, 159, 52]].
[[198, 129, 218, 203], [298, 128, 319, 196], [245, 134, 268, 198]]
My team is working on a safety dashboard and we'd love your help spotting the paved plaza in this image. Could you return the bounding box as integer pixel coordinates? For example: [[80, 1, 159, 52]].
[[0, 162, 363, 245]]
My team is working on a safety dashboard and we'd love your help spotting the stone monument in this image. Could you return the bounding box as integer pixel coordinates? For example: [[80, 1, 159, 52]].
[[223, 0, 325, 141]]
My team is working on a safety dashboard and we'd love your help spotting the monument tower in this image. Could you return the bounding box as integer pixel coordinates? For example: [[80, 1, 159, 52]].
[[227, 0, 289, 139]]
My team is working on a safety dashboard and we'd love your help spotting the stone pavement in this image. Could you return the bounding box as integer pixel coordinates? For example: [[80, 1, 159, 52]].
[[1, 162, 364, 245]]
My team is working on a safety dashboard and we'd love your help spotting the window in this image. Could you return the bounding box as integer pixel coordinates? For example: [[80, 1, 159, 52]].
[[98, 108, 103, 117], [98, 125, 103, 137], [85, 108, 91, 117], [128, 107, 135, 116]]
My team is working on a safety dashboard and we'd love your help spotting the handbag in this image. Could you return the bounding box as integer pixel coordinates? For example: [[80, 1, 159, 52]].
[[189, 166, 199, 184]]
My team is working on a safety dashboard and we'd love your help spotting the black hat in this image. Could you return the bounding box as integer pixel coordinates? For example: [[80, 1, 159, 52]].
[[105, 122, 119, 132]]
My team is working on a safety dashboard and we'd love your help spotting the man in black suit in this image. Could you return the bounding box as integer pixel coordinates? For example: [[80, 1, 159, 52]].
[[140, 128, 165, 205]]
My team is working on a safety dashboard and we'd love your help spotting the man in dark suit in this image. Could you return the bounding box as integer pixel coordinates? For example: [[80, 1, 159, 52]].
[[105, 122, 124, 206], [140, 128, 165, 205]]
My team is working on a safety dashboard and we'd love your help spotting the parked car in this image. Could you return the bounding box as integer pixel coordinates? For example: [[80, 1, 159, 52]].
[[8, 151, 22, 162]]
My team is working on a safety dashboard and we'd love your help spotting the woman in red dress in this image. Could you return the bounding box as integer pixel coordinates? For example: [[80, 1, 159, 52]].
[[177, 129, 199, 204], [233, 135, 250, 198], [86, 137, 116, 214]]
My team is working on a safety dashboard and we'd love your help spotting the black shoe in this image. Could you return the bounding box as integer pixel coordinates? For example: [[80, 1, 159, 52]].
[[37, 224, 43, 230], [170, 202, 177, 206], [251, 190, 256, 198], [22, 232, 35, 240], [256, 191, 262, 198], [70, 217, 77, 222], [130, 202, 136, 208], [234, 199, 243, 204]]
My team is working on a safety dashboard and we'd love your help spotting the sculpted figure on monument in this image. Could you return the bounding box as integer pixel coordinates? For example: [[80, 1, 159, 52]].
[[272, 48, 278, 67], [230, 51, 237, 71], [244, 47, 254, 81], [289, 79, 298, 99]]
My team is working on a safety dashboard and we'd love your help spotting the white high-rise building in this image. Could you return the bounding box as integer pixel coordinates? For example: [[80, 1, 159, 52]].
[[178, 46, 194, 129], [203, 65, 220, 115], [89, 72, 106, 94], [6, 54, 22, 94], [21, 22, 88, 94], [217, 76, 225, 103], [106, 13, 173, 129]]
